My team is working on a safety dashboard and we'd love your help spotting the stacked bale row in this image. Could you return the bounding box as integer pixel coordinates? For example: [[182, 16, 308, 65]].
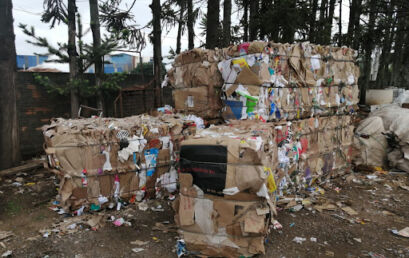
[[166, 41, 360, 121], [168, 41, 359, 256], [42, 114, 197, 210]]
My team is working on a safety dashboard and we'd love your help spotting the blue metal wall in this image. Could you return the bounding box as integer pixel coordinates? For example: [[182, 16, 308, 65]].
[[16, 55, 48, 69]]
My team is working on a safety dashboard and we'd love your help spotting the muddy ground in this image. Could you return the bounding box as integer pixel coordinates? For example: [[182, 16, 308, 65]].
[[0, 167, 408, 258]]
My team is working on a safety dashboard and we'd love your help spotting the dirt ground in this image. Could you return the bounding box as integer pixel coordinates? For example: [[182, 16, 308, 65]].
[[0, 167, 408, 258]]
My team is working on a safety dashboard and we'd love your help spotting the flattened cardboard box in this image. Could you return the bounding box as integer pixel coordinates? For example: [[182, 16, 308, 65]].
[[174, 173, 268, 257], [173, 86, 222, 119]]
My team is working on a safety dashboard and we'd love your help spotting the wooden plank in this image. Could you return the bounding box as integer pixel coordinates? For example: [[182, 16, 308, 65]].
[[0, 160, 44, 177]]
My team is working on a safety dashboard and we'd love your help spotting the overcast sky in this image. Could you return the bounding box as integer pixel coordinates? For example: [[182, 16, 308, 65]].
[[12, 0, 350, 62], [12, 0, 206, 62]]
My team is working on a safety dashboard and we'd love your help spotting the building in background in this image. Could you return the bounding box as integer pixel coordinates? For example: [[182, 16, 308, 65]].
[[17, 55, 49, 70], [18, 53, 152, 74], [87, 53, 152, 73]]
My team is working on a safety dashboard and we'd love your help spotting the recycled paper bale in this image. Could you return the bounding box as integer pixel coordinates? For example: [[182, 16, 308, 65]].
[[353, 116, 388, 167], [166, 48, 224, 119], [174, 176, 269, 258], [273, 115, 354, 194], [174, 121, 278, 257], [218, 41, 360, 121], [164, 41, 359, 122], [173, 116, 355, 255], [42, 113, 199, 210]]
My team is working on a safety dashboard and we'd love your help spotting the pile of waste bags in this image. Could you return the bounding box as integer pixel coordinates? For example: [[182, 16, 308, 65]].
[[355, 105, 409, 172]]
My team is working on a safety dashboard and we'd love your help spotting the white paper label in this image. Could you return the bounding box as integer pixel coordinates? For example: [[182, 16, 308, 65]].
[[187, 96, 194, 108], [311, 54, 321, 70]]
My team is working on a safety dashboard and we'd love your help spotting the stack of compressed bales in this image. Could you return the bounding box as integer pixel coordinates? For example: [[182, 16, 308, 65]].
[[169, 41, 360, 256], [42, 114, 198, 210], [173, 121, 277, 257]]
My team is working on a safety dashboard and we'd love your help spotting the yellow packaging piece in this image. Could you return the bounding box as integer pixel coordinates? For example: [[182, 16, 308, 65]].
[[232, 58, 249, 69], [265, 167, 277, 193]]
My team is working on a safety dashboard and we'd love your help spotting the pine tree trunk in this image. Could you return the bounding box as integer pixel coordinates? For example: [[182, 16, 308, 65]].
[[400, 32, 409, 88], [68, 0, 79, 118], [0, 0, 20, 169], [206, 0, 220, 49], [361, 0, 376, 104], [338, 0, 342, 46], [317, 0, 328, 44], [243, 0, 249, 42], [351, 0, 362, 50], [376, 0, 395, 88], [222, 0, 232, 47], [282, 0, 297, 43], [259, 0, 272, 40], [346, 0, 356, 47], [249, 0, 258, 41], [309, 0, 318, 43], [187, 0, 195, 49], [176, 1, 185, 54], [89, 0, 104, 115], [324, 0, 336, 44], [151, 0, 162, 107], [391, 2, 406, 87], [187, 0, 194, 49], [270, 0, 280, 42]]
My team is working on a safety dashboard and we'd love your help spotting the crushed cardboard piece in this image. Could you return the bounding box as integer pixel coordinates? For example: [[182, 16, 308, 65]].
[[314, 203, 337, 212], [341, 206, 358, 216], [0, 231, 13, 241]]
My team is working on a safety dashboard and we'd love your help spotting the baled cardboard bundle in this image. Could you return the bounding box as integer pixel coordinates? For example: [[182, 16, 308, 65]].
[[167, 49, 224, 120], [274, 115, 354, 195], [218, 41, 360, 121], [165, 41, 359, 121], [172, 86, 223, 120], [174, 121, 278, 256], [174, 173, 269, 258], [180, 121, 278, 198], [42, 114, 197, 210]]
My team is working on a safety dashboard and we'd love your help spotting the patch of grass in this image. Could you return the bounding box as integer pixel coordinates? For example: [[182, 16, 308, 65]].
[[34, 214, 46, 221], [5, 200, 22, 215]]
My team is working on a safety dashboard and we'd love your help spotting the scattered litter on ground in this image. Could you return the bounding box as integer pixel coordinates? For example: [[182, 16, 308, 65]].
[[342, 206, 359, 216], [272, 220, 282, 230], [130, 240, 148, 246], [353, 238, 362, 243], [138, 202, 148, 211], [391, 227, 409, 238], [314, 203, 337, 212], [0, 232, 13, 241], [1, 251, 12, 257], [292, 237, 306, 244], [131, 248, 144, 253], [176, 239, 187, 258]]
